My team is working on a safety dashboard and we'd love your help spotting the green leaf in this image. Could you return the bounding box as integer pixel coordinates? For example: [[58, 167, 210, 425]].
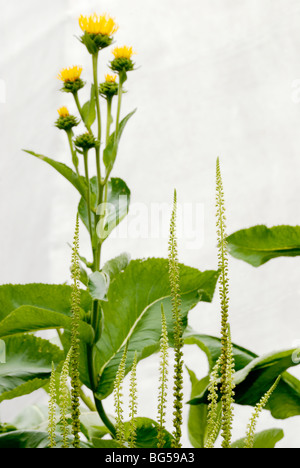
[[0, 283, 93, 343], [23, 150, 87, 200], [0, 430, 90, 448], [80, 412, 110, 441], [184, 328, 256, 372], [188, 344, 300, 420], [102, 252, 131, 282], [227, 225, 300, 267], [231, 428, 284, 448], [78, 177, 130, 242], [91, 438, 121, 448], [94, 258, 219, 399], [103, 109, 137, 171], [124, 417, 174, 448], [96, 178, 131, 241], [81, 84, 96, 128], [0, 335, 64, 403], [88, 271, 109, 301]]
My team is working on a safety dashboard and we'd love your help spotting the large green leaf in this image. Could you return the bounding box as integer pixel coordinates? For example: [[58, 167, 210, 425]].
[[184, 329, 256, 371], [0, 284, 93, 343], [0, 335, 64, 403], [227, 225, 300, 267], [95, 258, 219, 399], [23, 150, 87, 200], [231, 428, 284, 448], [188, 342, 300, 419]]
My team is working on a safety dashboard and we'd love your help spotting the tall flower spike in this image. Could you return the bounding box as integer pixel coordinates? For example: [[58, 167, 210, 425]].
[[114, 342, 128, 447], [205, 356, 222, 448], [59, 347, 73, 448], [168, 189, 184, 449], [157, 304, 169, 449], [70, 215, 81, 448], [244, 376, 281, 449], [128, 351, 138, 449], [216, 158, 235, 448], [48, 362, 57, 448]]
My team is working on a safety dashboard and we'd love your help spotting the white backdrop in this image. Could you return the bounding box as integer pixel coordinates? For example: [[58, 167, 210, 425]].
[[1, 0, 300, 448]]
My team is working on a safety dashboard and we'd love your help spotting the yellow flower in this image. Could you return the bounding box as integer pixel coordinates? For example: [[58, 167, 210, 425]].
[[57, 66, 83, 83], [105, 74, 117, 83], [57, 106, 69, 118], [79, 13, 118, 36], [112, 46, 135, 60]]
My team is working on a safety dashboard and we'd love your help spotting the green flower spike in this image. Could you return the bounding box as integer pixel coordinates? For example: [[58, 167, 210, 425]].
[[157, 304, 169, 449], [114, 342, 128, 447], [48, 362, 57, 448], [205, 356, 222, 448], [128, 351, 138, 449], [244, 376, 281, 449], [70, 215, 81, 448], [168, 189, 184, 449], [216, 157, 235, 449], [59, 347, 73, 449]]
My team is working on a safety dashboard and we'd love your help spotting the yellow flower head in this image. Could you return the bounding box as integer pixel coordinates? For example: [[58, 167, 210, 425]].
[[112, 46, 135, 60], [57, 66, 83, 83], [79, 13, 118, 36], [105, 74, 117, 83], [57, 106, 69, 118]]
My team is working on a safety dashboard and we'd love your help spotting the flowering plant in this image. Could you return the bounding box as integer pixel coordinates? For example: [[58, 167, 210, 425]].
[[0, 12, 299, 449]]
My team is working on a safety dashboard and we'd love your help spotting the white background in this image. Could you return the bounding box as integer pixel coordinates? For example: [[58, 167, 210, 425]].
[[1, 0, 300, 448]]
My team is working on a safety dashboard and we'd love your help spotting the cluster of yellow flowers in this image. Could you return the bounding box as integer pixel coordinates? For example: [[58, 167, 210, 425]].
[[56, 13, 135, 119]]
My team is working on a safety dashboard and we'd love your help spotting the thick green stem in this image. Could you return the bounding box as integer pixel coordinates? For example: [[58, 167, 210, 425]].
[[95, 397, 116, 438]]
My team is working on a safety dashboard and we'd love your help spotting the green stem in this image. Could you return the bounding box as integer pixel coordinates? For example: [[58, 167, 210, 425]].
[[115, 76, 123, 136], [66, 130, 79, 175], [92, 53, 102, 198], [83, 150, 93, 243], [95, 397, 116, 438], [106, 97, 113, 145]]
